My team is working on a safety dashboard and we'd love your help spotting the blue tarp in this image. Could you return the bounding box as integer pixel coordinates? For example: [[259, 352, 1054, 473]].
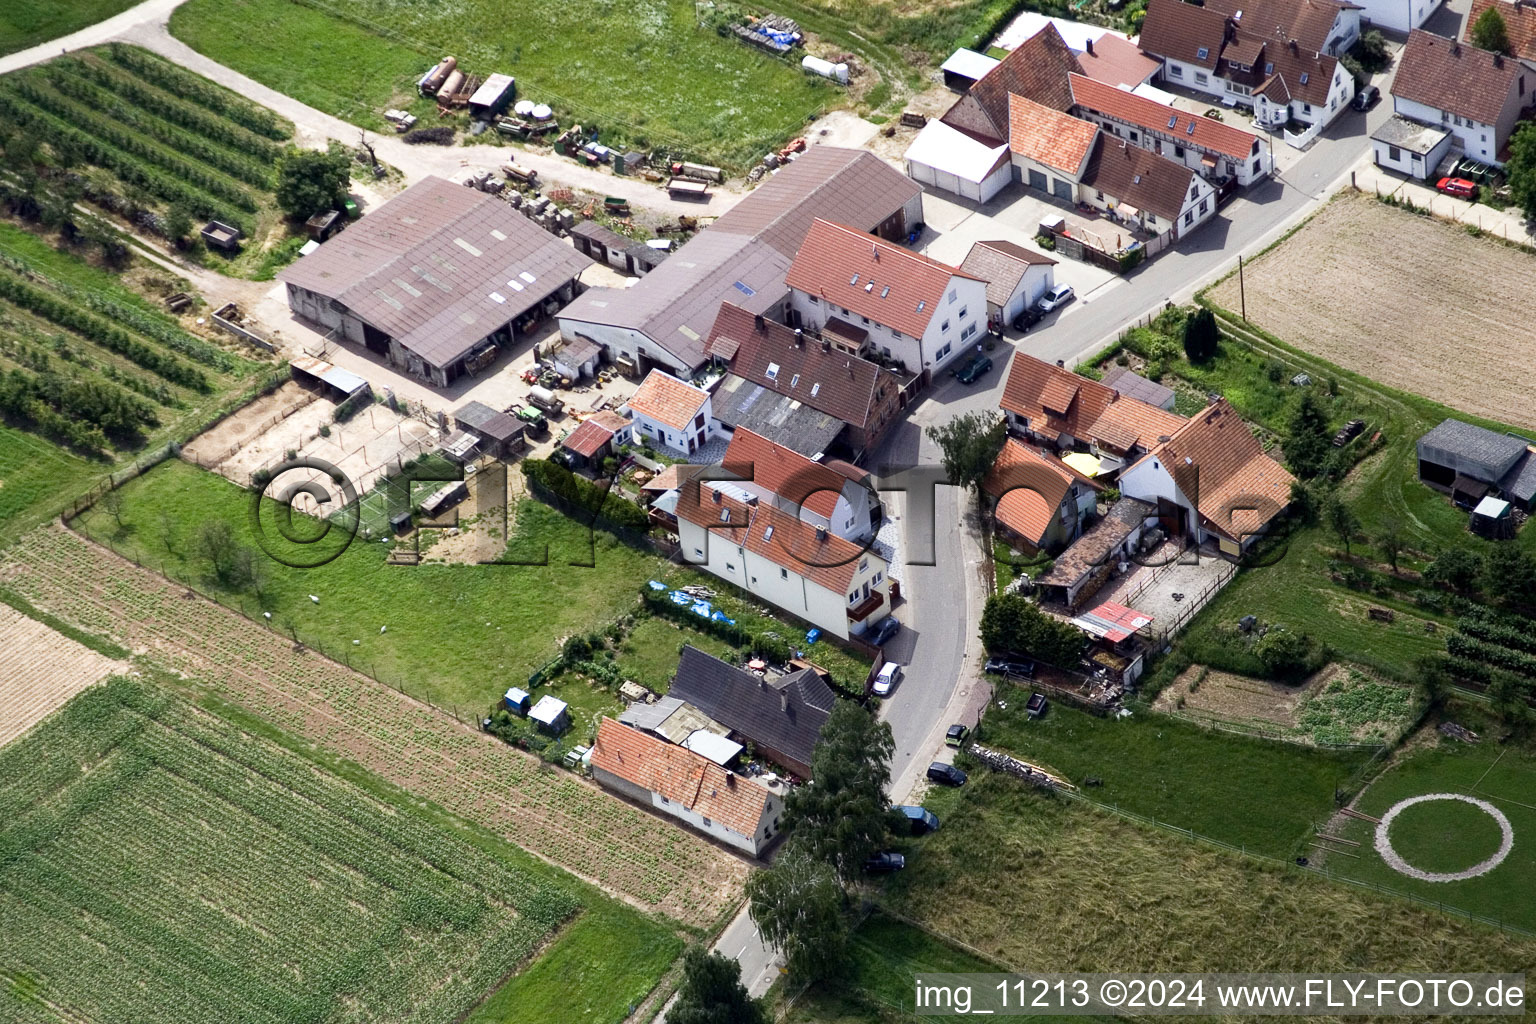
[[691, 600, 712, 618], [711, 610, 736, 626], [647, 580, 668, 591], [670, 590, 692, 606], [805, 628, 822, 645]]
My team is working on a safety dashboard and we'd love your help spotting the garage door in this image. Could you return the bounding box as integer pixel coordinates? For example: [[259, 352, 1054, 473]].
[[1028, 168, 1047, 191], [1052, 177, 1074, 202], [936, 171, 960, 195]]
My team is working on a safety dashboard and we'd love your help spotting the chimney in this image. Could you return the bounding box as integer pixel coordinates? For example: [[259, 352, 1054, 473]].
[[1086, 37, 1094, 56], [1495, 53, 1505, 68], [754, 313, 766, 332], [871, 242, 879, 260], [822, 337, 831, 353], [1451, 40, 1461, 56], [780, 689, 789, 712], [815, 525, 828, 543], [1056, 359, 1065, 367], [794, 328, 804, 347]]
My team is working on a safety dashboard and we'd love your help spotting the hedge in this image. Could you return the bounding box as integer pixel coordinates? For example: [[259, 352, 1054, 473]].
[[521, 458, 649, 532]]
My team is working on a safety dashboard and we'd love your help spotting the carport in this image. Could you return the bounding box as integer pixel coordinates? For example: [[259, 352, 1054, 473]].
[[290, 355, 370, 402]]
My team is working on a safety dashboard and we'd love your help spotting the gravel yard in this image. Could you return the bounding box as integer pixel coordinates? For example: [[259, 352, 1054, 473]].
[[1208, 192, 1536, 430]]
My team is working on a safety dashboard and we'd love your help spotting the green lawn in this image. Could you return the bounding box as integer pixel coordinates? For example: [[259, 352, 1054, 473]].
[[77, 459, 674, 710], [1327, 701, 1536, 932], [979, 697, 1372, 856], [880, 771, 1536, 976], [0, 0, 140, 56], [169, 0, 836, 167], [0, 426, 97, 544], [611, 613, 740, 693]]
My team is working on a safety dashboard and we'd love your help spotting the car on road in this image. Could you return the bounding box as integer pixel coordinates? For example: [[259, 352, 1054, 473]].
[[863, 851, 906, 872], [1352, 85, 1379, 111], [984, 656, 1035, 678], [927, 761, 968, 787], [1036, 284, 1075, 313], [1437, 176, 1478, 199], [868, 615, 901, 646], [952, 352, 993, 384], [872, 661, 902, 697], [945, 724, 970, 748], [894, 804, 941, 834]]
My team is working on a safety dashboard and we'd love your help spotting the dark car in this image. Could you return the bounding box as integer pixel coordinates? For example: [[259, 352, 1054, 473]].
[[927, 761, 968, 787], [1352, 85, 1379, 111], [984, 656, 1035, 678], [863, 851, 906, 873], [869, 615, 901, 646], [945, 724, 970, 748], [893, 804, 941, 835], [1013, 305, 1044, 332], [1025, 692, 1049, 719], [952, 352, 993, 384]]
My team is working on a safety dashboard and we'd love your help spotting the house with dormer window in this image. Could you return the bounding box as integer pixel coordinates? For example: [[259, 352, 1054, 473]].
[[1391, 29, 1530, 166]]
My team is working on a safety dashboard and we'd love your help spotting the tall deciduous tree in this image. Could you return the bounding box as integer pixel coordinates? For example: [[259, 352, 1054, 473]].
[[745, 848, 849, 983], [1377, 517, 1404, 572], [1506, 123, 1536, 220], [782, 701, 895, 883], [668, 946, 768, 1024], [1472, 7, 1512, 54], [1323, 492, 1359, 555], [275, 143, 350, 221], [927, 411, 1007, 500]]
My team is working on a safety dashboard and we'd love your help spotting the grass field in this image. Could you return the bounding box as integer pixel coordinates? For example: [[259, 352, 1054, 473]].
[[0, 0, 140, 56], [0, 427, 96, 543], [1326, 702, 1536, 933], [170, 0, 835, 167], [1, 44, 303, 277], [0, 676, 586, 1023], [881, 771, 1536, 976], [76, 459, 673, 710], [979, 697, 1371, 856]]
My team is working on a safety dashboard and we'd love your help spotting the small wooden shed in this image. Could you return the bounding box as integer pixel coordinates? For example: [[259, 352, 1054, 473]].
[[529, 695, 570, 735]]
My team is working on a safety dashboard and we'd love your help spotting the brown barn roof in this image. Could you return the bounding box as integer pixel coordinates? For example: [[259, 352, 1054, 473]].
[[1466, 0, 1536, 59], [1008, 94, 1101, 175], [1393, 29, 1527, 127], [1252, 41, 1342, 106], [705, 303, 900, 431], [1138, 398, 1296, 541], [983, 439, 1078, 544], [279, 176, 592, 370], [1205, 0, 1360, 54], [785, 220, 977, 339], [1069, 74, 1262, 160], [1080, 137, 1199, 223], [627, 370, 710, 431], [1078, 32, 1163, 87], [562, 417, 617, 458], [1138, 0, 1232, 68], [591, 718, 774, 837], [959, 240, 1057, 310], [962, 23, 1085, 139]]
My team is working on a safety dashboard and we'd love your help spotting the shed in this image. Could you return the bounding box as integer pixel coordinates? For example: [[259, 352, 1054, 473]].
[[454, 399, 527, 457], [440, 429, 480, 464], [529, 694, 571, 734], [903, 118, 1012, 203], [503, 686, 532, 713], [1471, 496, 1515, 539], [681, 729, 744, 766], [290, 355, 371, 401], [305, 209, 342, 242], [941, 47, 1001, 91], [468, 73, 516, 118], [201, 221, 242, 252], [551, 336, 603, 380], [419, 480, 469, 518]]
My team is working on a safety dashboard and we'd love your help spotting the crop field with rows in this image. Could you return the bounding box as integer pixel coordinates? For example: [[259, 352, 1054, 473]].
[[0, 44, 297, 275], [0, 602, 125, 746], [0, 525, 749, 923], [0, 677, 579, 1024]]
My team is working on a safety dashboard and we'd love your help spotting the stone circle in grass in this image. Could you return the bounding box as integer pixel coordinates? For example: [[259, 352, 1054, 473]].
[[1375, 794, 1513, 882]]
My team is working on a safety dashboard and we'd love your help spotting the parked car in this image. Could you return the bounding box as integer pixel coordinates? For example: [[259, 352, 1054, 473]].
[[869, 615, 901, 646], [1352, 85, 1380, 111], [984, 656, 1035, 678], [1036, 284, 1075, 313], [872, 661, 902, 697], [1437, 176, 1478, 199], [1025, 692, 1049, 718], [1013, 304, 1044, 332], [927, 761, 968, 787], [952, 352, 992, 384], [893, 804, 940, 835], [945, 724, 970, 748], [863, 851, 906, 873]]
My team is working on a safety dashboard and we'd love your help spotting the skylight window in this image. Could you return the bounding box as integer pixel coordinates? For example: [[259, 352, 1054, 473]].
[[1197, 46, 1210, 60], [790, 373, 801, 388], [720, 509, 731, 523], [810, 383, 821, 397], [1299, 72, 1309, 84], [1133, 174, 1142, 184], [880, 285, 890, 298], [763, 524, 774, 541], [1265, 62, 1273, 74], [766, 362, 780, 381], [916, 300, 926, 312], [1167, 115, 1178, 128], [850, 273, 860, 286], [1186, 121, 1195, 135]]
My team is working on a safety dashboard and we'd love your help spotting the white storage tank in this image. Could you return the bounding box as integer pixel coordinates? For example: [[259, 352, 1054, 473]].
[[801, 55, 849, 84]]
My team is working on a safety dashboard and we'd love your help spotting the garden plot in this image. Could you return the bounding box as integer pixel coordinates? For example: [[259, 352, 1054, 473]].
[[1156, 663, 1418, 744], [0, 604, 127, 747], [1207, 192, 1536, 430]]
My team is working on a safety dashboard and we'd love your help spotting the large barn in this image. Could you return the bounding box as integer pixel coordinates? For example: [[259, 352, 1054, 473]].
[[278, 176, 591, 387]]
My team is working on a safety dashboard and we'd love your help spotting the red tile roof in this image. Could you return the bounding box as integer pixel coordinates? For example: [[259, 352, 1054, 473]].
[[1069, 74, 1261, 161], [1205, 0, 1360, 55], [627, 370, 710, 431], [1078, 31, 1163, 87], [705, 303, 901, 431], [1008, 94, 1101, 175], [785, 220, 978, 339], [983, 439, 1077, 544], [1393, 29, 1527, 127], [562, 417, 617, 458], [957, 23, 1086, 140], [1139, 398, 1296, 541], [591, 718, 774, 837], [1001, 351, 1187, 453], [723, 428, 845, 518], [676, 479, 873, 594], [959, 240, 1057, 311], [1467, 0, 1536, 59]]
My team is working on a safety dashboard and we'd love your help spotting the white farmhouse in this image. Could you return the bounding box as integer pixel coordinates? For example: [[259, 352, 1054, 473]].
[[624, 369, 714, 456], [1391, 29, 1531, 166]]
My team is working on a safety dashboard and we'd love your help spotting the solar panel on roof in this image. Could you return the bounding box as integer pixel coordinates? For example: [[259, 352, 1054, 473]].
[[734, 280, 757, 297]]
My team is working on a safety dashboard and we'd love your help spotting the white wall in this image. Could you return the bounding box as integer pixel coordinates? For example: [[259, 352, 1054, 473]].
[[1356, 0, 1435, 34], [593, 766, 781, 856], [1000, 264, 1055, 322], [1086, 116, 1272, 186], [1161, 59, 1227, 99], [906, 159, 1009, 203], [1394, 89, 1522, 165], [557, 316, 692, 377], [1372, 136, 1448, 179], [629, 397, 713, 455], [789, 273, 985, 375]]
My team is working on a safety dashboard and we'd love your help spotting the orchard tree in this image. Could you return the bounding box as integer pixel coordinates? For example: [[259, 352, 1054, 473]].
[[782, 700, 895, 883], [668, 946, 767, 1024], [1376, 517, 1404, 573], [1182, 306, 1219, 363], [1323, 492, 1359, 555]]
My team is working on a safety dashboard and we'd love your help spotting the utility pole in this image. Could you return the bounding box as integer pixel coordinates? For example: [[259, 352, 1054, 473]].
[[1238, 253, 1247, 322]]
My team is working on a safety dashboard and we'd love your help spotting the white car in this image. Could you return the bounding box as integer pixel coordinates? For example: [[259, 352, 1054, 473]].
[[872, 662, 902, 697], [1037, 284, 1075, 313]]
